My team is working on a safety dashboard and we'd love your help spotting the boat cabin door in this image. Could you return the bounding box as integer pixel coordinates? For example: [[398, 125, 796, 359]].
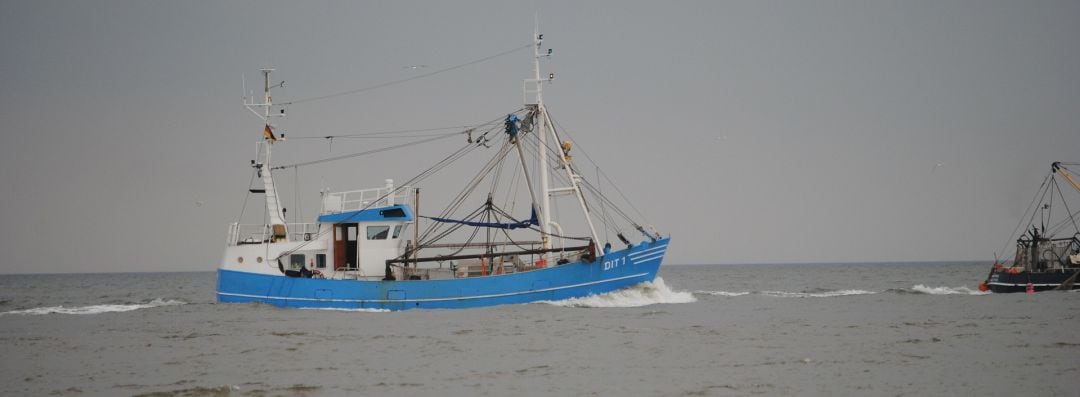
[[334, 223, 359, 270]]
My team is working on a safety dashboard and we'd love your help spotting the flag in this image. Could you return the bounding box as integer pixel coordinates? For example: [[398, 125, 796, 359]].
[[263, 124, 277, 142]]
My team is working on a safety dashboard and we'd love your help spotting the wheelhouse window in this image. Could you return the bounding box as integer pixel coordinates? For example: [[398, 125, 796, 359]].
[[367, 225, 390, 240], [290, 254, 305, 270], [392, 225, 403, 239]]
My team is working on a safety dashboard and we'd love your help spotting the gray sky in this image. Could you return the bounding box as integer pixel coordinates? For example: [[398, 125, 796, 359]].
[[2, 1, 1079, 274]]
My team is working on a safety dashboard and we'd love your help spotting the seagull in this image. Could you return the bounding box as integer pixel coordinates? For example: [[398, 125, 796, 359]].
[[931, 162, 944, 173], [195, 200, 205, 207]]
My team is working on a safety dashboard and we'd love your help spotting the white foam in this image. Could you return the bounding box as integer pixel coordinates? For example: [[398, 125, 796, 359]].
[[694, 290, 751, 297], [543, 277, 697, 308], [911, 284, 989, 295], [0, 298, 186, 316], [759, 289, 878, 298]]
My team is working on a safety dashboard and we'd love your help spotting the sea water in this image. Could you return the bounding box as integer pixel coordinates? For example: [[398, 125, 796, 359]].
[[1, 262, 1077, 396]]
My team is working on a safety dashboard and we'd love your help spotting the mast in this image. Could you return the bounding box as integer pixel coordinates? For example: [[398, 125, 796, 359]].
[[533, 19, 553, 257], [529, 20, 602, 251], [246, 69, 288, 241]]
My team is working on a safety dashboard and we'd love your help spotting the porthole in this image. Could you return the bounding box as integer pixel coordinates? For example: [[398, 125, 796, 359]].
[[237, 256, 244, 264], [257, 256, 264, 263]]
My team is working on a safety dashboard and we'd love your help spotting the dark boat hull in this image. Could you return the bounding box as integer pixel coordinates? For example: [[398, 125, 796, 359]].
[[987, 269, 1080, 293]]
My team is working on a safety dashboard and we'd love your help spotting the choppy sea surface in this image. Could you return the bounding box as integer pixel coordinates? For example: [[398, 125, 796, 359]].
[[1, 262, 1078, 396]]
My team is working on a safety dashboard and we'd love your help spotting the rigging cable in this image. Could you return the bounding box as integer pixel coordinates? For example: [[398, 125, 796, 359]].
[[418, 139, 516, 244], [515, 122, 633, 241], [286, 124, 494, 140], [272, 132, 464, 170], [272, 125, 497, 261], [995, 173, 1053, 261], [279, 44, 532, 106], [414, 109, 526, 243], [1048, 177, 1080, 236], [548, 113, 655, 228], [516, 128, 641, 234], [235, 170, 258, 225], [272, 113, 511, 170]]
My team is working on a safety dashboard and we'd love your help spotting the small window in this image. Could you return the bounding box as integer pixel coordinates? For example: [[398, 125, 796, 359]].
[[347, 226, 357, 241], [290, 254, 305, 270], [335, 226, 343, 241], [316, 254, 326, 269], [367, 225, 390, 240], [392, 225, 403, 239]]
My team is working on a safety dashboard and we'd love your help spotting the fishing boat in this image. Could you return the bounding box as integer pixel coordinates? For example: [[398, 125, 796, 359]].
[[980, 162, 1080, 293], [216, 31, 669, 310]]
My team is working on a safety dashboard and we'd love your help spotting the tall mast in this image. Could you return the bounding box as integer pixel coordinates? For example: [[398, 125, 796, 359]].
[[530, 18, 602, 255], [533, 18, 553, 255], [246, 69, 288, 241]]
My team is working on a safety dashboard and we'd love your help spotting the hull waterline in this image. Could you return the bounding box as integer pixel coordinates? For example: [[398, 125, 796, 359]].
[[217, 238, 669, 310], [986, 269, 1080, 293]]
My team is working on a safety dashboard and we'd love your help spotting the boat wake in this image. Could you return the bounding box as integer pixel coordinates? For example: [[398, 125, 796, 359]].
[[696, 285, 993, 298], [0, 298, 187, 316], [761, 289, 877, 298], [902, 285, 990, 295], [694, 290, 751, 297], [542, 277, 697, 308], [694, 289, 876, 298]]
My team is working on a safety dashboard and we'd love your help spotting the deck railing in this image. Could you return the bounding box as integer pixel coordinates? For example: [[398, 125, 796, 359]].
[[321, 181, 412, 214], [227, 223, 321, 246], [1013, 236, 1080, 270]]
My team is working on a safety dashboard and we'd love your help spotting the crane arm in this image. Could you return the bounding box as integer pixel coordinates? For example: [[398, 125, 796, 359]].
[[1052, 162, 1080, 194]]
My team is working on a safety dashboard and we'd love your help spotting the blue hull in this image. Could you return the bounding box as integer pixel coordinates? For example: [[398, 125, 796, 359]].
[[217, 238, 669, 310]]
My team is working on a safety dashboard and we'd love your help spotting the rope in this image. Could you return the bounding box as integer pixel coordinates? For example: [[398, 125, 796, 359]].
[[272, 126, 496, 260], [1052, 177, 1080, 235], [285, 124, 491, 140], [1045, 176, 1080, 237], [235, 170, 257, 225], [418, 138, 516, 243], [272, 113, 510, 170], [279, 44, 532, 106], [272, 132, 462, 170], [513, 121, 633, 242], [548, 113, 654, 227], [995, 173, 1053, 261]]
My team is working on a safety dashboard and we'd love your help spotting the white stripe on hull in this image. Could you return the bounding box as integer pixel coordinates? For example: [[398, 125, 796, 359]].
[[218, 272, 651, 303]]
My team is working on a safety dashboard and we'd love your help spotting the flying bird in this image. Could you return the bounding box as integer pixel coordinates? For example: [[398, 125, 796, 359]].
[[931, 162, 944, 173]]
